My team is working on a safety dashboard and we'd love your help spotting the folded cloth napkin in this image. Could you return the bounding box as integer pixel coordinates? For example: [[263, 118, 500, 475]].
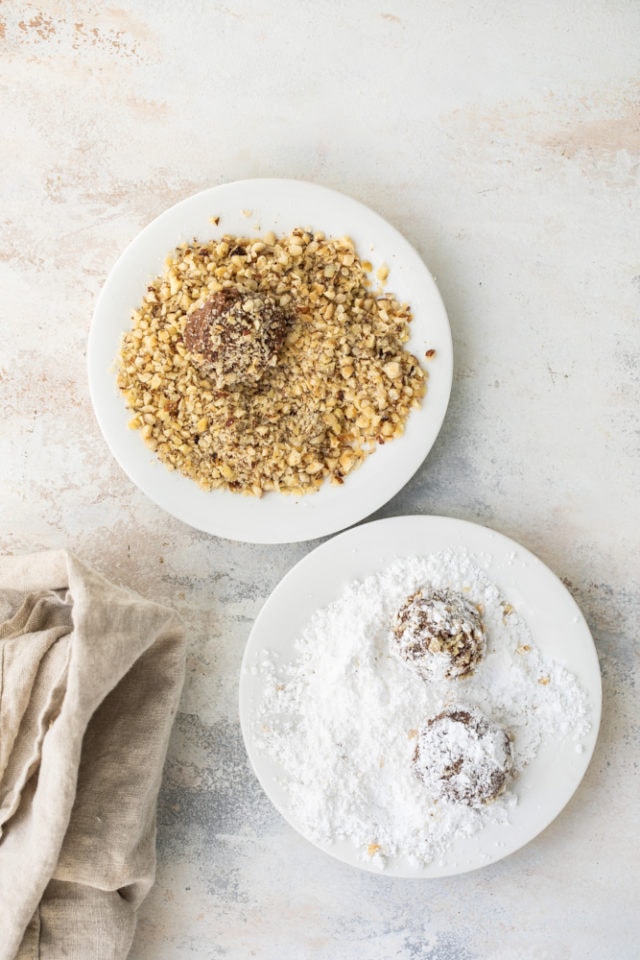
[[0, 550, 186, 959]]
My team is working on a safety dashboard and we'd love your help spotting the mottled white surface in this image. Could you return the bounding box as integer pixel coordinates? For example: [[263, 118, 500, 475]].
[[1, 1, 639, 958]]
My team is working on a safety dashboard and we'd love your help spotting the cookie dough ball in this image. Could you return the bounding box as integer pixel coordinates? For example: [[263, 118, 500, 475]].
[[184, 287, 290, 388], [392, 588, 485, 680], [413, 706, 514, 806]]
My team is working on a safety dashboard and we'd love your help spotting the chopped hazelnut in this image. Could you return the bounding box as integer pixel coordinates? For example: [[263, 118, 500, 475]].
[[116, 228, 427, 496]]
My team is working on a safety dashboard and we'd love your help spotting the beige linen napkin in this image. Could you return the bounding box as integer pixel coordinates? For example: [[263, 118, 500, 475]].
[[0, 550, 186, 959]]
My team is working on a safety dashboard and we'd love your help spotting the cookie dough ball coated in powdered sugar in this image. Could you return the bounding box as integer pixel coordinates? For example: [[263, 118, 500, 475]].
[[413, 705, 514, 806], [392, 588, 485, 680]]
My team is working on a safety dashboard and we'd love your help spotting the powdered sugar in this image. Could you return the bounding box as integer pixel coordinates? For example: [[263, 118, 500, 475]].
[[251, 551, 590, 869]]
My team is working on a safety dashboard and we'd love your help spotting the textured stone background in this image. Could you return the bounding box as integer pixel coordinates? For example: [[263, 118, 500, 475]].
[[1, 1, 638, 957]]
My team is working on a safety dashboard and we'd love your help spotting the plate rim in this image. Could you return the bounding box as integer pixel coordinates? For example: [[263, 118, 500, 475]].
[[239, 513, 602, 878], [87, 178, 453, 544]]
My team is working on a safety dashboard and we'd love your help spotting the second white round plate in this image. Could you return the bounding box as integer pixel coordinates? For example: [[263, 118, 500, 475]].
[[239, 515, 602, 877], [88, 179, 452, 543]]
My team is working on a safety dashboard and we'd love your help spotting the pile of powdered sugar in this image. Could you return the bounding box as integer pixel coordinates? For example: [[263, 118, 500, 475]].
[[252, 551, 590, 869]]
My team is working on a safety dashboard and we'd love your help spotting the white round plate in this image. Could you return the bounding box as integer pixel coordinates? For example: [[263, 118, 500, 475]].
[[239, 515, 602, 877], [88, 179, 452, 544]]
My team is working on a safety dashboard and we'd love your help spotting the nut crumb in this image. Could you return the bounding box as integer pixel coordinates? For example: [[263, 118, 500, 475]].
[[117, 227, 427, 496]]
